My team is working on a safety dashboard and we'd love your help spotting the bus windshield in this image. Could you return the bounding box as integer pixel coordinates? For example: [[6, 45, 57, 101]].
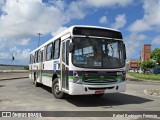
[[72, 37, 125, 69]]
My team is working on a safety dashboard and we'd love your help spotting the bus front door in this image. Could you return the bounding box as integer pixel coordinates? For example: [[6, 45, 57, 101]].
[[61, 40, 70, 91]]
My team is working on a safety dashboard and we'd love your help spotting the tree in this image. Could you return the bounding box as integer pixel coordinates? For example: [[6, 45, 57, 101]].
[[139, 60, 156, 73], [24, 66, 29, 70], [151, 48, 160, 65]]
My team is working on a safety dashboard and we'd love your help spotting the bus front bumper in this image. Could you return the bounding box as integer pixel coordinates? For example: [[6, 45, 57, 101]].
[[68, 81, 126, 95]]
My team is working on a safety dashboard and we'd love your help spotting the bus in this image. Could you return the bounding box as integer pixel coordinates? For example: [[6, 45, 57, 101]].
[[29, 25, 126, 99]]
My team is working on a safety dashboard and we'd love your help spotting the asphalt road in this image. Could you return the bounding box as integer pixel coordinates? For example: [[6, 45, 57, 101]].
[[0, 78, 160, 120], [0, 72, 28, 80]]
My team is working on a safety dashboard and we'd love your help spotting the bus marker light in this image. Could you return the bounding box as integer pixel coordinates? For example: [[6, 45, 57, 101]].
[[73, 72, 78, 76]]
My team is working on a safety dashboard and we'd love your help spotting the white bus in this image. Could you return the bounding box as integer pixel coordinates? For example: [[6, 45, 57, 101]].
[[29, 25, 126, 98]]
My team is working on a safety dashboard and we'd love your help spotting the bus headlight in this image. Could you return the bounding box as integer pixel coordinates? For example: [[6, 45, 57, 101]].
[[122, 75, 126, 81], [117, 72, 126, 82], [73, 77, 81, 83], [117, 72, 122, 75], [121, 72, 126, 81], [73, 71, 82, 84]]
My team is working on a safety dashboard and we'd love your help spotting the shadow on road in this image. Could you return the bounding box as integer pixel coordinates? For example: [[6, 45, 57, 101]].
[[39, 84, 52, 93], [65, 93, 153, 107], [39, 84, 153, 107]]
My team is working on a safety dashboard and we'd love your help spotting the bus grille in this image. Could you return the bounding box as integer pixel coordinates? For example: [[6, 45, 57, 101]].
[[82, 71, 122, 84], [83, 79, 117, 84]]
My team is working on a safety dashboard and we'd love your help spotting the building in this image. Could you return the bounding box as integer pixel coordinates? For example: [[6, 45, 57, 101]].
[[141, 44, 151, 61], [126, 44, 152, 72], [126, 60, 140, 72]]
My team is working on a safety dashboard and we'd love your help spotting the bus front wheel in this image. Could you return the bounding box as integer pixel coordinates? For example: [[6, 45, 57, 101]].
[[52, 79, 64, 99]]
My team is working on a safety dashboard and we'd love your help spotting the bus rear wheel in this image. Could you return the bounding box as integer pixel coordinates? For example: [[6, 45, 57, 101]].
[[34, 73, 40, 87], [52, 79, 64, 99]]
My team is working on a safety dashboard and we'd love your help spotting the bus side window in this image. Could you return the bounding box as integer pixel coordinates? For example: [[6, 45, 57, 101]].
[[35, 50, 39, 63], [46, 43, 53, 61], [41, 50, 44, 62], [32, 55, 34, 64], [66, 40, 70, 65], [44, 46, 46, 61], [37, 50, 40, 63], [34, 52, 37, 63], [36, 51, 39, 63], [53, 39, 60, 59], [33, 54, 34, 63], [30, 55, 32, 64]]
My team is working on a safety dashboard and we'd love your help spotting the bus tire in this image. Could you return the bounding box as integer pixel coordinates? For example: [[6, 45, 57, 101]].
[[34, 73, 40, 87], [52, 78, 64, 99]]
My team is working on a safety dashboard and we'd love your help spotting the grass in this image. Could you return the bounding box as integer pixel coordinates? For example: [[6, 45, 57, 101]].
[[127, 72, 160, 81]]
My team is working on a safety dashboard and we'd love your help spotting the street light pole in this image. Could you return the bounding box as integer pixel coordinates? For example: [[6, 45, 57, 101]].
[[37, 33, 42, 47]]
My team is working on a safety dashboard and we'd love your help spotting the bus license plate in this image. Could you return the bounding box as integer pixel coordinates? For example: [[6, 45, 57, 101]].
[[95, 90, 105, 94]]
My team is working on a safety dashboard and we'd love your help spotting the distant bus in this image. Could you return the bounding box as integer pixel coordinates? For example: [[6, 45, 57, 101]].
[[29, 25, 126, 98]]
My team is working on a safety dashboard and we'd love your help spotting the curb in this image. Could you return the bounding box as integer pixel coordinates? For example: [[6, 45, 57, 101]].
[[127, 78, 160, 83], [0, 77, 29, 81]]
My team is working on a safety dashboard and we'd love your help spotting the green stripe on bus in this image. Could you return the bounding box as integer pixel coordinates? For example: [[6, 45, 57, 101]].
[[85, 76, 121, 79], [42, 73, 53, 77]]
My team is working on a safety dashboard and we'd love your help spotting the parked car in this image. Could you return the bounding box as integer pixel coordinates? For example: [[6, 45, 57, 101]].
[[149, 66, 160, 74]]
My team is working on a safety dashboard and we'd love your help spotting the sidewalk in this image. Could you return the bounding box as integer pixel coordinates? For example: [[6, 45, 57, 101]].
[[126, 74, 140, 81], [0, 72, 29, 81], [126, 73, 160, 83]]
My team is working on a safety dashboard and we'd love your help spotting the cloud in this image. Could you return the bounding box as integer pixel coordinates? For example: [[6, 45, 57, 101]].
[[124, 33, 147, 58], [128, 0, 160, 32], [51, 26, 68, 36], [128, 20, 151, 32], [152, 36, 160, 45], [0, 0, 84, 65], [85, 0, 133, 8], [111, 14, 126, 29], [0, 45, 31, 65], [0, 0, 5, 6], [0, 0, 136, 65], [0, 0, 134, 40], [99, 16, 107, 24], [66, 1, 87, 20], [0, 0, 67, 39], [0, 33, 31, 65], [48, 0, 66, 11], [137, 34, 146, 41], [10, 47, 31, 59], [126, 0, 160, 59]]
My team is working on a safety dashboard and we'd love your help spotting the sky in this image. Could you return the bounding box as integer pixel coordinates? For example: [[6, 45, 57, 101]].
[[0, 0, 160, 65]]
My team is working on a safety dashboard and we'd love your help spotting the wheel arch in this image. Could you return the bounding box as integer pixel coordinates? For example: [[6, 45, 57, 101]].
[[52, 74, 58, 82]]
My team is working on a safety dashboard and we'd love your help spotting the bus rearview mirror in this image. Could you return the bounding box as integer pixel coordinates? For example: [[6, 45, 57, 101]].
[[123, 44, 127, 60], [69, 43, 75, 53]]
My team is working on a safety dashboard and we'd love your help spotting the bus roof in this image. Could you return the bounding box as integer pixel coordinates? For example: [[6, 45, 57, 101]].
[[30, 25, 121, 54]]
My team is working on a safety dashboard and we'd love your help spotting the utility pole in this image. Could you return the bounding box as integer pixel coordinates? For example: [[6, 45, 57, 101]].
[[11, 53, 14, 65], [37, 33, 42, 47]]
